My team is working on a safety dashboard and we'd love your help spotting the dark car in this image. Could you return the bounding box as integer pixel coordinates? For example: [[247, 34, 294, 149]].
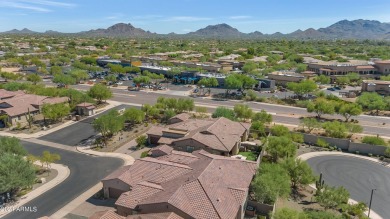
[[327, 87, 336, 91], [334, 86, 341, 90], [57, 83, 66, 88]]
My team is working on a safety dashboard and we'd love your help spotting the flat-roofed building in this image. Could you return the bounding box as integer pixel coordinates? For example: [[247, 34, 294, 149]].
[[374, 60, 390, 75], [267, 71, 307, 86], [361, 80, 390, 95]]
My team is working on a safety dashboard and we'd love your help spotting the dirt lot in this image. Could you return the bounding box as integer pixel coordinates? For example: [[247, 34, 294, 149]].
[[95, 123, 151, 152]]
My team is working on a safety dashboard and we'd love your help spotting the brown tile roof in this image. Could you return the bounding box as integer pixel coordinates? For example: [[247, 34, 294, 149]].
[[356, 65, 376, 69], [0, 94, 68, 117], [105, 158, 192, 187], [149, 144, 173, 156], [112, 150, 257, 219], [157, 137, 174, 145], [157, 150, 200, 165], [0, 89, 25, 99], [149, 117, 250, 153], [126, 212, 183, 219], [146, 126, 165, 136], [168, 113, 191, 123], [89, 210, 124, 219]]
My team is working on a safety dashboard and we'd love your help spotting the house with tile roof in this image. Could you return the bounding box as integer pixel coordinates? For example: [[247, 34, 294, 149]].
[[89, 210, 183, 219], [0, 89, 68, 128], [146, 117, 250, 156], [101, 149, 257, 219]]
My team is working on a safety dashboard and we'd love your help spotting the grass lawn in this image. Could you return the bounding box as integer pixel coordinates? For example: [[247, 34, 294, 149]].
[[238, 151, 259, 161]]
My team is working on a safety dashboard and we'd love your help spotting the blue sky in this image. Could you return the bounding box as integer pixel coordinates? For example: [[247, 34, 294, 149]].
[[1, 0, 390, 34]]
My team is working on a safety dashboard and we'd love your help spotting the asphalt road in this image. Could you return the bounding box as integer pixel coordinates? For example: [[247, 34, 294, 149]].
[[3, 141, 123, 219], [39, 104, 130, 146], [72, 84, 390, 137], [307, 155, 390, 219]]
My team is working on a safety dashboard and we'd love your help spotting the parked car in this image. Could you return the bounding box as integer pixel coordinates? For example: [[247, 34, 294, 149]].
[[334, 86, 341, 90], [327, 87, 336, 91], [115, 81, 123, 85], [57, 83, 66, 88]]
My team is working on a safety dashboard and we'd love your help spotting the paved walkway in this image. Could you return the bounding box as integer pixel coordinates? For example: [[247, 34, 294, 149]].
[[298, 151, 384, 219], [0, 162, 70, 218]]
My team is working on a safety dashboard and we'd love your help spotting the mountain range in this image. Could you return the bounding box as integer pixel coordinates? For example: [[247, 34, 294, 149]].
[[2, 19, 390, 40]]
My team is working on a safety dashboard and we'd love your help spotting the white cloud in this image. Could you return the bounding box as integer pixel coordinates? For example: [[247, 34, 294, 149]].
[[0, 0, 75, 12], [162, 16, 212, 22], [229, 15, 251, 20], [19, 0, 75, 8]]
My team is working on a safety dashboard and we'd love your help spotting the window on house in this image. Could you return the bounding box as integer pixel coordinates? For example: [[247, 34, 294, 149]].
[[186, 146, 194, 153], [18, 116, 21, 120]]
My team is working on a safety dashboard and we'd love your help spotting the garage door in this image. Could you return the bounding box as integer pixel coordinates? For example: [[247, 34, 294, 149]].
[[109, 188, 126, 199]]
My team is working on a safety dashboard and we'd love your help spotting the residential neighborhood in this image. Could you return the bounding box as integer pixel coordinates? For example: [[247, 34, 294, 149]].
[[1, 1, 390, 219]]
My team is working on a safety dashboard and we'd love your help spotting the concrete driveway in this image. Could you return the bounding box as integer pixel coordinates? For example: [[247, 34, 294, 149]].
[[307, 155, 390, 219]]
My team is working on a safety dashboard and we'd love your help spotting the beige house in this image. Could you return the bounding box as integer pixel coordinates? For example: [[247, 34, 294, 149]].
[[0, 89, 68, 128], [101, 149, 257, 219], [147, 116, 250, 156]]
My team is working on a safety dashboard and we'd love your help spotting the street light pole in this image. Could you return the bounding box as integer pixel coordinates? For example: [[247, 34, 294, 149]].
[[368, 188, 376, 218]]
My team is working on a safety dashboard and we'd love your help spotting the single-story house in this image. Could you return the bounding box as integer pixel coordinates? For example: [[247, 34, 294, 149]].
[[0, 89, 68, 127], [101, 149, 257, 219], [147, 116, 250, 156]]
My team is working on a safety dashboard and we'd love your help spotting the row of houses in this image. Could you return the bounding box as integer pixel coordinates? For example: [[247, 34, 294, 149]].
[[90, 114, 258, 219], [0, 89, 69, 128]]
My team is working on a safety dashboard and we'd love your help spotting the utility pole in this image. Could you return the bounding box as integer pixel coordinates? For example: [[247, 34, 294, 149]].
[[368, 188, 376, 218]]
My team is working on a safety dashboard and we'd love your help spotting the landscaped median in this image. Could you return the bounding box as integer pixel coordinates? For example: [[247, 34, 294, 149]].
[[0, 162, 70, 218]]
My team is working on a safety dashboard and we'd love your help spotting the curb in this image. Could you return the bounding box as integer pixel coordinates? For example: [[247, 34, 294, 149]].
[[299, 152, 384, 219], [76, 146, 134, 166], [0, 163, 70, 218]]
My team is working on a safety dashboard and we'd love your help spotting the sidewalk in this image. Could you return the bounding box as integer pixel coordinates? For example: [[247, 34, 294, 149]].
[[298, 151, 385, 219], [0, 162, 70, 218]]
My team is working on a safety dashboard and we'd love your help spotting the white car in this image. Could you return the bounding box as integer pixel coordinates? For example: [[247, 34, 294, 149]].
[[89, 79, 96, 82], [115, 81, 123, 85]]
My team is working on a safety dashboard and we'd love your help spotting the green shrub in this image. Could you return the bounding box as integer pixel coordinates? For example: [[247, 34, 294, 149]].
[[362, 136, 387, 146], [136, 135, 147, 148], [140, 150, 149, 158], [316, 138, 329, 148]]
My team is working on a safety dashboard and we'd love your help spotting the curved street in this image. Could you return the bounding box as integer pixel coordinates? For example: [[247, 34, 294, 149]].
[[307, 155, 390, 219], [3, 141, 123, 219]]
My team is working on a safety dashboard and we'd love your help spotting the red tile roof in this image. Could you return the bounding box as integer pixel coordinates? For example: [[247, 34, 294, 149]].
[[0, 93, 68, 117], [111, 150, 257, 219], [126, 212, 183, 219], [148, 117, 250, 153], [89, 210, 124, 219]]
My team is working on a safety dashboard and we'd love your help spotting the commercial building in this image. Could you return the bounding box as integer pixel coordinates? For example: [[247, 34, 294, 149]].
[[307, 60, 390, 76], [267, 71, 306, 86], [361, 80, 390, 95]]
